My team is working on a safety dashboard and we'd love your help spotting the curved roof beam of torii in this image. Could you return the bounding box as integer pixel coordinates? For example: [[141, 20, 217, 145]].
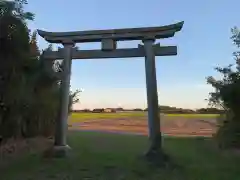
[[37, 21, 184, 44]]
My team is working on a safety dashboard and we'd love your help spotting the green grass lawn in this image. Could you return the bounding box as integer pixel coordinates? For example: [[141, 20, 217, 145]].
[[2, 131, 240, 180]]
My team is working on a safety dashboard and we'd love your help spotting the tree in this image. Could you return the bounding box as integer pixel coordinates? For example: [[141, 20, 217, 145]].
[[207, 27, 240, 148], [0, 0, 80, 139], [69, 89, 81, 113], [29, 30, 40, 57], [0, 0, 34, 20], [0, 0, 34, 138]]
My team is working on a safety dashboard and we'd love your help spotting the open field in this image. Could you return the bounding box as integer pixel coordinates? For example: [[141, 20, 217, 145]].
[[70, 112, 147, 122], [69, 113, 219, 137], [1, 131, 240, 180], [70, 112, 219, 121]]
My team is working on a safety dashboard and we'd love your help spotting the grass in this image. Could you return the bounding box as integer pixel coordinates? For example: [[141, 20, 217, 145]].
[[165, 113, 219, 118], [2, 131, 240, 180], [71, 112, 145, 119], [70, 112, 146, 123], [70, 112, 219, 123]]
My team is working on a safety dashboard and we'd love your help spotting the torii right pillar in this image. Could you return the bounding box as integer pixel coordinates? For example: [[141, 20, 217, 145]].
[[143, 37, 166, 161]]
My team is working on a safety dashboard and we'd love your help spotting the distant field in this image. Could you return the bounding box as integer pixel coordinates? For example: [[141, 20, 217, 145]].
[[69, 112, 219, 137], [71, 112, 145, 119], [70, 112, 219, 123], [71, 112, 219, 118], [70, 112, 145, 123], [166, 113, 219, 118]]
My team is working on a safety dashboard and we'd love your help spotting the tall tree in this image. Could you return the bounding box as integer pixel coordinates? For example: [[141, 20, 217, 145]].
[[0, 0, 33, 138], [0, 0, 80, 140]]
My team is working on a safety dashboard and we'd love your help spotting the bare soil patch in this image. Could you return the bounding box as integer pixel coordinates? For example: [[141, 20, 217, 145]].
[[69, 116, 217, 137]]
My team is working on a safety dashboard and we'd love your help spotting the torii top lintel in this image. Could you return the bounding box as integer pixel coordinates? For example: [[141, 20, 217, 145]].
[[37, 21, 184, 44]]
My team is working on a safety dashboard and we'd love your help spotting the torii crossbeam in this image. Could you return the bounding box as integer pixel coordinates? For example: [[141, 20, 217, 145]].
[[38, 21, 184, 158]]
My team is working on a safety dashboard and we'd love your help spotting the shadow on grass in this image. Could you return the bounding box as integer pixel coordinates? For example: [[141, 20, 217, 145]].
[[1, 131, 240, 180]]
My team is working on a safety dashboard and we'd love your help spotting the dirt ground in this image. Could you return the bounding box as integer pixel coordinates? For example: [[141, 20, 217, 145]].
[[0, 137, 53, 168], [69, 115, 217, 137]]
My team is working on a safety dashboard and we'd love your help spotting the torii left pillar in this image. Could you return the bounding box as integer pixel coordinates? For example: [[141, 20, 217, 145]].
[[51, 41, 74, 157]]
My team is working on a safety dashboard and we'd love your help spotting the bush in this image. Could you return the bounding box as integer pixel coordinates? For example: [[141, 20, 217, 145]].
[[207, 27, 240, 149], [215, 112, 240, 149]]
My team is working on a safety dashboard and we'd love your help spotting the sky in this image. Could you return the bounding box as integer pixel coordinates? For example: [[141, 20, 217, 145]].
[[25, 0, 240, 110]]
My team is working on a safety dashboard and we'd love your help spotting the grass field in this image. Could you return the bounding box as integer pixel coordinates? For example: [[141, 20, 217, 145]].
[[165, 113, 219, 117], [1, 131, 240, 180], [69, 112, 219, 136], [71, 112, 146, 120], [70, 112, 219, 123]]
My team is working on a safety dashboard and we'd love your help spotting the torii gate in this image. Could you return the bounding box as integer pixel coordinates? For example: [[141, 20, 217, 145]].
[[38, 21, 184, 158]]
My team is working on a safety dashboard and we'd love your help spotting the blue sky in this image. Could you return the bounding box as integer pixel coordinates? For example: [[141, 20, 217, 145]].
[[26, 0, 240, 109]]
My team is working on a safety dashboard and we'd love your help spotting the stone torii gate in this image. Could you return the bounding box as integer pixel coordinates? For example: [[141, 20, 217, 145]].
[[38, 21, 184, 157]]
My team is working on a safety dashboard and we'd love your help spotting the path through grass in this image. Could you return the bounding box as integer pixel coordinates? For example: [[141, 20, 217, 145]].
[[1, 131, 240, 180]]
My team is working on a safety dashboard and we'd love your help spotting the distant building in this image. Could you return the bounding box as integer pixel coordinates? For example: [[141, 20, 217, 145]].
[[104, 108, 116, 113], [92, 108, 104, 113], [104, 108, 112, 113]]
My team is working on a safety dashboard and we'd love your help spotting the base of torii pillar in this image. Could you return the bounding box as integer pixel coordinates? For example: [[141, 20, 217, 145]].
[[144, 134, 170, 166], [43, 145, 71, 158]]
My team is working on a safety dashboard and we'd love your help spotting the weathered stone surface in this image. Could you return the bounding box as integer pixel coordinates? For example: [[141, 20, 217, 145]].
[[54, 44, 74, 150], [143, 39, 162, 150], [44, 145, 71, 158], [42, 46, 177, 60], [101, 39, 117, 51], [37, 21, 184, 43]]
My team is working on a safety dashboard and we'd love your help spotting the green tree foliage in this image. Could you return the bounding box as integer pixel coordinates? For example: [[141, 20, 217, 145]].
[[0, 0, 34, 20], [207, 27, 240, 149], [0, 0, 79, 140], [0, 0, 32, 138]]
